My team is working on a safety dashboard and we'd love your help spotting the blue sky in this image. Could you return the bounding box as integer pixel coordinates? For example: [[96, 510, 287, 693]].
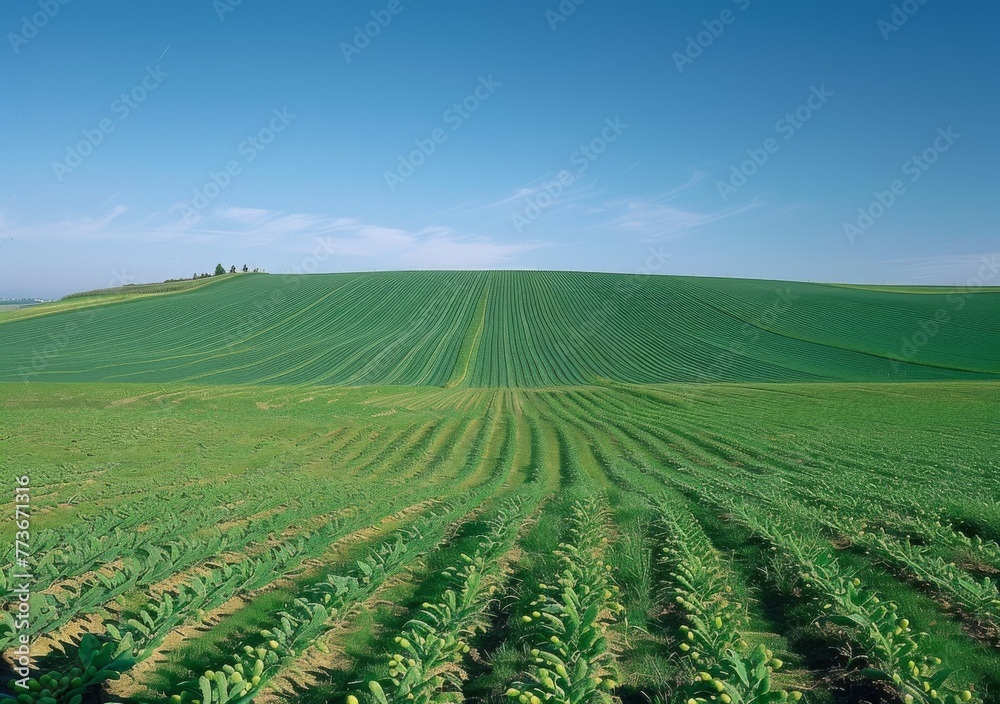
[[1, 1, 997, 298]]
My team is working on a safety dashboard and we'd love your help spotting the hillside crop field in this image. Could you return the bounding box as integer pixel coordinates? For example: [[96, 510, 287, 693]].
[[1, 272, 999, 704], [2, 271, 998, 386]]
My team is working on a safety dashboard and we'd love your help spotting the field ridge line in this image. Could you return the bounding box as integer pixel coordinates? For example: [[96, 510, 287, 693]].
[[445, 281, 490, 388]]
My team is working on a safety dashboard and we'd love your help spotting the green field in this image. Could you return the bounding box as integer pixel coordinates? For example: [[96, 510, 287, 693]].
[[1, 272, 998, 704], [0, 275, 240, 326], [1, 271, 997, 386], [61, 274, 244, 300]]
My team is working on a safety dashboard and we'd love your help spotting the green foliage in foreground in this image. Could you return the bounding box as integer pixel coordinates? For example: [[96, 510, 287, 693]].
[[1, 381, 998, 704]]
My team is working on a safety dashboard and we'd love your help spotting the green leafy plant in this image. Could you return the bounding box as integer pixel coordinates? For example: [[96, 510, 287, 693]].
[[367, 499, 524, 704], [508, 498, 622, 704], [4, 634, 134, 704], [658, 501, 799, 703], [730, 502, 979, 704]]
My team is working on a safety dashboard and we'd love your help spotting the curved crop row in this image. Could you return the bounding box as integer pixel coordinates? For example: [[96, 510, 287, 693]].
[[2, 271, 997, 386], [656, 500, 800, 704], [365, 497, 526, 704], [168, 520, 432, 704], [728, 502, 980, 704], [508, 497, 623, 704], [804, 503, 1000, 633]]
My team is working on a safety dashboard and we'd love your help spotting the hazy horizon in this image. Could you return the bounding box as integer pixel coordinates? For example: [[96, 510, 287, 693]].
[[9, 263, 1000, 303]]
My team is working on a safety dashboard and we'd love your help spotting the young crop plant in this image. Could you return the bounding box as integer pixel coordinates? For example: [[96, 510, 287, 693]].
[[0, 496, 324, 653], [794, 488, 1000, 574], [0, 484, 292, 605], [3, 634, 134, 704], [901, 519, 1000, 576], [507, 497, 624, 704], [169, 529, 419, 704], [366, 498, 525, 704], [168, 499, 484, 704], [2, 504, 383, 703], [794, 500, 1000, 634], [104, 556, 275, 666], [728, 502, 981, 704], [657, 501, 800, 704], [746, 490, 1000, 637]]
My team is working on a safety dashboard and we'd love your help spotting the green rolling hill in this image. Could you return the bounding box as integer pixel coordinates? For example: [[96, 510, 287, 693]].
[[1, 270, 997, 386]]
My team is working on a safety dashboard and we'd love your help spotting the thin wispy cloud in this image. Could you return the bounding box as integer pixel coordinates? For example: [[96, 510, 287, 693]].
[[569, 170, 757, 241], [0, 204, 130, 242], [597, 194, 761, 241], [446, 171, 608, 223], [450, 168, 749, 242], [0, 203, 550, 270], [470, 174, 587, 213], [660, 170, 706, 199]]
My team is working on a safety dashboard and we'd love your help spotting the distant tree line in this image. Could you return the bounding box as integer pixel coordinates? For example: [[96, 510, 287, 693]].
[[202, 264, 265, 278], [165, 265, 266, 283]]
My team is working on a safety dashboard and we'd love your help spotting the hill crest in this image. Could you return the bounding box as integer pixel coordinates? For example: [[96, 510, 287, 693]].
[[1, 270, 996, 387]]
